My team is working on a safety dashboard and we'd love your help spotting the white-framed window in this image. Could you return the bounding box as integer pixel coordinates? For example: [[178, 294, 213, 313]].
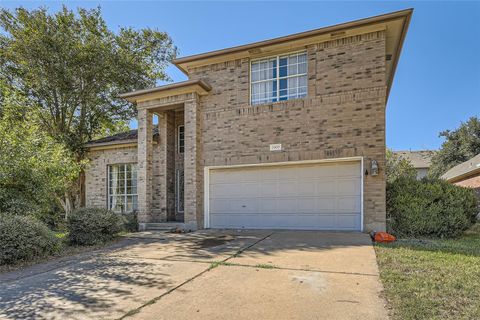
[[250, 51, 307, 105], [178, 125, 185, 154], [107, 163, 137, 213]]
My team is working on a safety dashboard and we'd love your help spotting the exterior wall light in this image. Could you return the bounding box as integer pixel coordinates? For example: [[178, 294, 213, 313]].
[[371, 159, 379, 176]]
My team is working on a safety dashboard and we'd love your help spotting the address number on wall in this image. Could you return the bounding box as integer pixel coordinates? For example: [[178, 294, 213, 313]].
[[269, 144, 282, 151]]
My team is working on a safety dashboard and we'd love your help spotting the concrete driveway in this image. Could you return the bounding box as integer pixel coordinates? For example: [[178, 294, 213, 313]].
[[0, 231, 388, 320]]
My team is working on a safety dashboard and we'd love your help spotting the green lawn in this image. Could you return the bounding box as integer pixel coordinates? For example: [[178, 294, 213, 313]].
[[375, 223, 480, 320]]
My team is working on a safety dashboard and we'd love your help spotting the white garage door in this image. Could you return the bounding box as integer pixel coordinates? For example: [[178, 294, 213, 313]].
[[208, 161, 362, 231]]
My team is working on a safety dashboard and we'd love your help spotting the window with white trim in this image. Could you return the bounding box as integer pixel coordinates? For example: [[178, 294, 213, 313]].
[[178, 125, 185, 154], [108, 164, 137, 213], [250, 51, 307, 105]]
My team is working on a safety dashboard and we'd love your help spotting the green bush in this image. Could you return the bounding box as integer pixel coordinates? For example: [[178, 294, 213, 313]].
[[387, 177, 478, 238], [120, 211, 138, 232], [67, 208, 124, 245], [0, 214, 61, 265]]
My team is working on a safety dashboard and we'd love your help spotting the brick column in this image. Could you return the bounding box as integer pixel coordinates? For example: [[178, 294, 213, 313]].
[[137, 108, 153, 228], [157, 111, 176, 221], [184, 94, 202, 229]]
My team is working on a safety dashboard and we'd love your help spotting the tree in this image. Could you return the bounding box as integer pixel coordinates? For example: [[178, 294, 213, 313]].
[[385, 149, 417, 184], [0, 6, 177, 211], [0, 84, 81, 220], [429, 117, 480, 178]]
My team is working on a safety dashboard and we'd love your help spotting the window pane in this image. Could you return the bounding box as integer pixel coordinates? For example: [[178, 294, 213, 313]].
[[132, 196, 138, 211], [298, 62, 307, 74], [298, 53, 307, 63], [108, 163, 138, 213], [299, 75, 307, 87], [288, 55, 298, 65], [251, 52, 307, 105], [126, 196, 134, 212], [288, 64, 297, 76]]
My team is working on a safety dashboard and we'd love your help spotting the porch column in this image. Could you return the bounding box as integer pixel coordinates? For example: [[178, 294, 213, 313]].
[[157, 111, 176, 221], [184, 93, 202, 229], [137, 107, 153, 227]]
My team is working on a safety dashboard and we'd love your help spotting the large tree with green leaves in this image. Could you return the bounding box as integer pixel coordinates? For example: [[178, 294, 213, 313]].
[[429, 116, 480, 178], [0, 6, 176, 210], [0, 82, 81, 221], [385, 149, 417, 184]]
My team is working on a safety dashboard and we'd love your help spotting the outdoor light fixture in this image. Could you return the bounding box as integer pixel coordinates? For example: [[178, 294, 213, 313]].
[[371, 159, 379, 176]]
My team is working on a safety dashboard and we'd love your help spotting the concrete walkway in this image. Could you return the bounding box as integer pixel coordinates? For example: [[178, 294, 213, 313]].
[[0, 231, 388, 320]]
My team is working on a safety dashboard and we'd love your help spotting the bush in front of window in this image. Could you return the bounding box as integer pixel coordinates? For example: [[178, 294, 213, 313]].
[[67, 208, 124, 245], [0, 214, 62, 265], [120, 211, 138, 232]]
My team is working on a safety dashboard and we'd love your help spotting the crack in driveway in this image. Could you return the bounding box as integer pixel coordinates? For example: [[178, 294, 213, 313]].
[[117, 232, 274, 319]]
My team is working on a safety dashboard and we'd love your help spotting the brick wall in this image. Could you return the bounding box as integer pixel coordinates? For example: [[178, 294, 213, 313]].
[[453, 173, 480, 200], [188, 30, 387, 231], [85, 143, 166, 221], [86, 30, 389, 231]]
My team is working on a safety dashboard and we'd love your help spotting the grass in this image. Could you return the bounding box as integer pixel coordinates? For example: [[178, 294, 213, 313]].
[[375, 223, 480, 320]]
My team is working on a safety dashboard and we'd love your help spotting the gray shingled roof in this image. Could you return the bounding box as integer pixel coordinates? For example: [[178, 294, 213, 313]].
[[85, 127, 158, 147], [394, 150, 435, 169], [442, 153, 480, 181]]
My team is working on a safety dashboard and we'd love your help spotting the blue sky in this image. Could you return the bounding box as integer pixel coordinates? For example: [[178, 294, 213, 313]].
[[2, 1, 480, 151]]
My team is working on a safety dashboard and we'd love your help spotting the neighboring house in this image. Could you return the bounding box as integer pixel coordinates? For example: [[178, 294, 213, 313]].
[[84, 9, 412, 232], [442, 154, 480, 200], [395, 150, 435, 179]]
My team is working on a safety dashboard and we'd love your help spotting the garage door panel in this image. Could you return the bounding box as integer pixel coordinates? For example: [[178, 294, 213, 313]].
[[336, 163, 361, 176], [278, 182, 298, 196], [336, 178, 361, 195], [259, 198, 277, 213], [208, 161, 361, 231], [312, 167, 336, 178], [335, 214, 360, 230], [337, 196, 361, 213], [276, 198, 300, 213], [297, 180, 316, 195], [259, 182, 277, 196], [315, 197, 336, 211], [260, 168, 279, 180], [297, 198, 316, 213], [315, 180, 336, 196]]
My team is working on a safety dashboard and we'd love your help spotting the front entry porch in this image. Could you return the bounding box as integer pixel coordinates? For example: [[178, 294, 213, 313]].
[[119, 80, 212, 230]]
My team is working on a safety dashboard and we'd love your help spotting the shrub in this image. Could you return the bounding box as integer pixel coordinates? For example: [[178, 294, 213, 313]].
[[387, 177, 478, 238], [120, 211, 138, 232], [0, 214, 61, 265], [67, 208, 124, 245]]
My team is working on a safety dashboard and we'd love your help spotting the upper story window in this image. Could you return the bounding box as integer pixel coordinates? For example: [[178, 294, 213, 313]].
[[178, 125, 185, 154], [108, 163, 137, 213], [250, 51, 307, 105]]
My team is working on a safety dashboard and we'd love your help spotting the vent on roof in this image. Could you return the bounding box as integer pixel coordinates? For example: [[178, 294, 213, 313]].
[[330, 31, 346, 38], [386, 54, 393, 61]]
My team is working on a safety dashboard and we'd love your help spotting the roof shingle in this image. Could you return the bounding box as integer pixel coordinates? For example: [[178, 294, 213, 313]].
[[441, 153, 480, 181]]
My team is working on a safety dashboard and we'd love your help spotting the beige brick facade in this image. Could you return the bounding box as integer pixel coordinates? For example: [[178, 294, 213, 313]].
[[86, 26, 401, 232]]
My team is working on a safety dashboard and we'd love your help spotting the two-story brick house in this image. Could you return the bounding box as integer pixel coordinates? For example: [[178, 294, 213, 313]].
[[85, 9, 412, 232]]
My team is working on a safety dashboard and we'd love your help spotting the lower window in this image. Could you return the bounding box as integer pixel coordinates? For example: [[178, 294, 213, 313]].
[[108, 163, 138, 213]]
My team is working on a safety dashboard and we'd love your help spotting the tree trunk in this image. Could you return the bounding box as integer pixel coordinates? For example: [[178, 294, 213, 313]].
[[79, 169, 86, 207]]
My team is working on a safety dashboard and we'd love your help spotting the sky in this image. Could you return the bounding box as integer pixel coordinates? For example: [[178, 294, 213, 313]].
[[2, 1, 479, 151]]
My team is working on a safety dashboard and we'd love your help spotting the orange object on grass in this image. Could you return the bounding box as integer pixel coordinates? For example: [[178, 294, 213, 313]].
[[374, 232, 396, 243]]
